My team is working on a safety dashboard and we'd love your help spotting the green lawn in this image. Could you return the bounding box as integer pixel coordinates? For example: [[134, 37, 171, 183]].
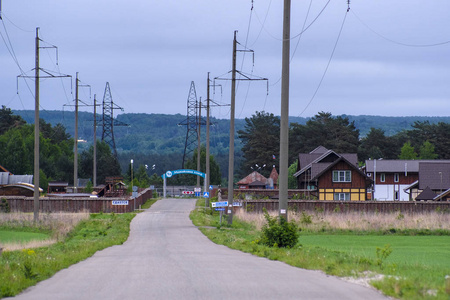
[[300, 234, 450, 270], [0, 230, 50, 244]]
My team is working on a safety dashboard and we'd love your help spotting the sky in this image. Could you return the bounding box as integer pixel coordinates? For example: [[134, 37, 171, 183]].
[[1, 0, 449, 120]]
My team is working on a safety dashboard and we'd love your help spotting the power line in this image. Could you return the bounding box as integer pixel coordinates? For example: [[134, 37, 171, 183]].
[[351, 9, 450, 47], [298, 8, 349, 117]]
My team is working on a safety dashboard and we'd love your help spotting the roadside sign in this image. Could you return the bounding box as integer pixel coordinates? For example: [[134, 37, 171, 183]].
[[112, 200, 129, 205], [132, 186, 138, 192], [132, 192, 138, 198], [215, 208, 225, 211], [203, 192, 209, 198], [182, 191, 194, 195], [211, 201, 228, 207], [165, 171, 173, 178], [209, 185, 213, 190], [194, 187, 201, 192], [195, 192, 200, 197], [232, 202, 242, 207]]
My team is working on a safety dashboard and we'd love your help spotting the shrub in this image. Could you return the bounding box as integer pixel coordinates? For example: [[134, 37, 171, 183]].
[[0, 198, 10, 213], [260, 209, 299, 248]]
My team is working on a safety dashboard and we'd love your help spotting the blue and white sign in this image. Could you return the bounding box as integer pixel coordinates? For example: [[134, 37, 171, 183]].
[[195, 192, 200, 197], [161, 169, 206, 179], [209, 185, 213, 190], [203, 192, 209, 198], [211, 201, 228, 208], [215, 208, 225, 211], [112, 200, 129, 205]]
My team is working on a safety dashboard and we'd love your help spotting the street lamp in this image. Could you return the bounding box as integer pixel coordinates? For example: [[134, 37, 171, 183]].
[[439, 171, 443, 200], [131, 159, 134, 210]]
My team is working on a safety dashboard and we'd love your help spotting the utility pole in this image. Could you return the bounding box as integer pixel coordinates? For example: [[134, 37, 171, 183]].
[[18, 28, 71, 221], [197, 99, 202, 187], [74, 73, 79, 192], [33, 27, 40, 222], [226, 31, 238, 225], [215, 31, 268, 225], [279, 0, 291, 221], [93, 95, 98, 188], [206, 74, 211, 207]]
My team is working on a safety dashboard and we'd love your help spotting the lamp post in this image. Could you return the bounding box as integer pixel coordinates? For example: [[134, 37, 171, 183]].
[[439, 171, 443, 200]]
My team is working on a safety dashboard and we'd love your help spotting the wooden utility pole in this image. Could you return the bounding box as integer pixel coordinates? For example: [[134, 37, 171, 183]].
[[197, 99, 202, 187], [33, 27, 40, 222], [74, 72, 79, 192], [227, 31, 238, 225], [205, 73, 211, 207], [93, 95, 97, 188], [279, 0, 291, 221]]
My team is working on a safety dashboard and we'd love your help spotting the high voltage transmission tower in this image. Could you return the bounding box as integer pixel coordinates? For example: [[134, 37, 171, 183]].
[[101, 82, 128, 157], [178, 81, 205, 168]]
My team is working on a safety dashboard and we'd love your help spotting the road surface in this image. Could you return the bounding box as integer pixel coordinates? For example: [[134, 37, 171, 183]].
[[11, 198, 387, 299]]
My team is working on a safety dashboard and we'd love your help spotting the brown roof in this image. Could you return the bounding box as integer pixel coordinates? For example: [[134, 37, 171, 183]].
[[237, 171, 267, 185], [269, 167, 278, 183]]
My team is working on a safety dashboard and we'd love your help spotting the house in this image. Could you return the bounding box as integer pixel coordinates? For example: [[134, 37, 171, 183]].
[[403, 162, 450, 201], [364, 159, 450, 201], [293, 146, 371, 201], [237, 171, 268, 189], [0, 166, 41, 196]]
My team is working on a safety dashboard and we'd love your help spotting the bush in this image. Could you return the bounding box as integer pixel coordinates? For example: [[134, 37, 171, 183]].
[[0, 198, 10, 213], [260, 208, 299, 248]]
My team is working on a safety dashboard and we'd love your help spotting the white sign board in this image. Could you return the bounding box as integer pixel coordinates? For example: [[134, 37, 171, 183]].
[[112, 200, 129, 205]]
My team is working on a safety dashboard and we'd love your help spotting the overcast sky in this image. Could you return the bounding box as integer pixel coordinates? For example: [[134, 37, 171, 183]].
[[1, 0, 449, 120]]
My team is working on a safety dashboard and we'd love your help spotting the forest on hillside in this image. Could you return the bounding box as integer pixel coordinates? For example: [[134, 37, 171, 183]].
[[5, 108, 450, 189]]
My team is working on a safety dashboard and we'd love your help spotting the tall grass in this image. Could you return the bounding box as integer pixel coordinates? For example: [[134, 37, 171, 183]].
[[0, 212, 90, 250], [235, 210, 450, 233]]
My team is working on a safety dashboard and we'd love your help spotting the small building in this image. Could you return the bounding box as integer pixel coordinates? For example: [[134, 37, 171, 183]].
[[237, 171, 267, 189], [403, 162, 450, 201], [48, 181, 69, 194], [365, 159, 450, 201], [294, 146, 371, 201]]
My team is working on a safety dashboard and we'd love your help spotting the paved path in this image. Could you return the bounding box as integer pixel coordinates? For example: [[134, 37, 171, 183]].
[[11, 198, 387, 299]]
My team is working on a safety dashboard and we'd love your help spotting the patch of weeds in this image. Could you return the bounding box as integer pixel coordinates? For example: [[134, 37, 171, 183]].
[[376, 244, 392, 269], [300, 211, 312, 225]]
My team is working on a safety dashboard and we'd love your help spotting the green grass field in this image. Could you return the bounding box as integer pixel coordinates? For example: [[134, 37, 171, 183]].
[[300, 234, 450, 270], [0, 231, 50, 244]]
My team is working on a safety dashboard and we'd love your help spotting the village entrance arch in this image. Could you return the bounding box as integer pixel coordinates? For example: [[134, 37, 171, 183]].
[[161, 169, 207, 198]]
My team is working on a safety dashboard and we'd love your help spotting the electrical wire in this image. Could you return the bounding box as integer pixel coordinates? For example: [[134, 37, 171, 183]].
[[298, 9, 348, 117], [351, 9, 450, 47]]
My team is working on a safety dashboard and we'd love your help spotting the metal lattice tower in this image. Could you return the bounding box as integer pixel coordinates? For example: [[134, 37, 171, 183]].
[[101, 82, 128, 157], [178, 81, 200, 168]]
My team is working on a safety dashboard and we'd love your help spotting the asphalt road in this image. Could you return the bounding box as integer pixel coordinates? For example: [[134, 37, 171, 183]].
[[11, 198, 387, 300]]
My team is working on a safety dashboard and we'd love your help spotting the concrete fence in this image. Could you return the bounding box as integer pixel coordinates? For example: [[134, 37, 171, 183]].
[[2, 188, 154, 213]]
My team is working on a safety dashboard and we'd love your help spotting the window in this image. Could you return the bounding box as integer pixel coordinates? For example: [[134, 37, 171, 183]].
[[332, 170, 351, 182], [380, 173, 385, 182], [334, 193, 350, 201], [394, 173, 399, 183]]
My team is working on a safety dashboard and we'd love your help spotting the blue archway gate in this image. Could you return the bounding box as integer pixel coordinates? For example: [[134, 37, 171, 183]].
[[161, 169, 207, 198]]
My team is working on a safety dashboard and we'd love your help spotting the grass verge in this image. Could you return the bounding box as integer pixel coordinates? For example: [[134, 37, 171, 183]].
[[0, 212, 135, 297], [191, 200, 450, 300]]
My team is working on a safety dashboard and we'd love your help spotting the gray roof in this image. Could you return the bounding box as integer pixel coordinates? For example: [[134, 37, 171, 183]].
[[415, 186, 436, 201], [418, 162, 450, 190], [364, 159, 450, 173]]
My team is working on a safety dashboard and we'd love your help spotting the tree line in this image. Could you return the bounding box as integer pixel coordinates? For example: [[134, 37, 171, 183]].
[[238, 111, 450, 186]]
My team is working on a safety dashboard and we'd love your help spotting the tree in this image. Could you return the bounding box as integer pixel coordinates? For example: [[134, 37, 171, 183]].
[[288, 160, 298, 189], [79, 141, 121, 185], [419, 140, 438, 159], [237, 111, 280, 178], [0, 106, 25, 135], [182, 146, 222, 186], [135, 165, 150, 188], [290, 112, 360, 162], [398, 141, 418, 160]]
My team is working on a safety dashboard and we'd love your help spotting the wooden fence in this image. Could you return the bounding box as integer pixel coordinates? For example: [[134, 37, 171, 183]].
[[240, 200, 449, 214], [2, 188, 154, 213]]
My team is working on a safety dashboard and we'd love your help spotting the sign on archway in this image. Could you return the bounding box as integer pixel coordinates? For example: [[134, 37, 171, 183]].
[[161, 169, 207, 198]]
